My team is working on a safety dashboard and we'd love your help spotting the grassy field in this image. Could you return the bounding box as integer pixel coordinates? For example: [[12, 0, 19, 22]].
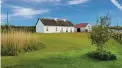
[[1, 33, 122, 68]]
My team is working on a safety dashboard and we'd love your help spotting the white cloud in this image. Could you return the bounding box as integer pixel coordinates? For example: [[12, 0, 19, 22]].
[[0, 0, 3, 3], [9, 6, 49, 18], [111, 0, 122, 11], [22, 0, 61, 4], [3, 0, 61, 3], [68, 0, 88, 5]]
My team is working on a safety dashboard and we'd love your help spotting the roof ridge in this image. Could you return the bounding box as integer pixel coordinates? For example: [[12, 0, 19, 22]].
[[39, 18, 73, 26]]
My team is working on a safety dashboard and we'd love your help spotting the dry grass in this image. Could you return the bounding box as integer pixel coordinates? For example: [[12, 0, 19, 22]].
[[1, 30, 45, 56]]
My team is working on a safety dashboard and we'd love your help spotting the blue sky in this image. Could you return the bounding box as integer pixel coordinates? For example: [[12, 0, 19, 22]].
[[1, 0, 122, 26]]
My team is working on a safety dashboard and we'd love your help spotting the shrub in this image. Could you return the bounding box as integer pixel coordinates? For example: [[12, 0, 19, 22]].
[[88, 15, 117, 61], [89, 15, 111, 52], [1, 30, 46, 56], [87, 51, 117, 61], [1, 45, 17, 56]]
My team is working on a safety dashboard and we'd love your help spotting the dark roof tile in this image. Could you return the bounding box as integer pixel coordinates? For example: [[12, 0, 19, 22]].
[[40, 18, 74, 26]]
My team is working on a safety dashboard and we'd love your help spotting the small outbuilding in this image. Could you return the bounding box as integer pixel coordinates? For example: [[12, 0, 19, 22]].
[[74, 23, 91, 32]]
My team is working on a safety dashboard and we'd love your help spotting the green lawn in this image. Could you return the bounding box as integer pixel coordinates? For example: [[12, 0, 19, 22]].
[[1, 33, 122, 68]]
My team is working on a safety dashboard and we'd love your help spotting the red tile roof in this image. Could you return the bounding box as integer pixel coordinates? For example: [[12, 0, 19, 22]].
[[74, 23, 88, 28]]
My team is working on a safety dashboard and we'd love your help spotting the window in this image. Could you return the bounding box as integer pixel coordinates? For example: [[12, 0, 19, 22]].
[[61, 28, 63, 32], [70, 28, 72, 32], [56, 27, 57, 31], [66, 28, 68, 32], [46, 27, 48, 31]]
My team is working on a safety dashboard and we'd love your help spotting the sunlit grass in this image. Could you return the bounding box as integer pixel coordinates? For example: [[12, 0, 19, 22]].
[[1, 33, 122, 68]]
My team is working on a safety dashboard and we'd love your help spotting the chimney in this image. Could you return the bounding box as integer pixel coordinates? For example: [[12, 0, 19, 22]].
[[63, 19, 66, 22], [54, 18, 58, 21]]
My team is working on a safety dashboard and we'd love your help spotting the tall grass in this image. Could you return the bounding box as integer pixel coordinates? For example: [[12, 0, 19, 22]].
[[1, 30, 46, 56]]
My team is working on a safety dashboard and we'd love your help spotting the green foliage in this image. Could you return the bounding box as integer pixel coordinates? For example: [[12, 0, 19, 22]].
[[89, 15, 117, 61], [1, 45, 18, 56], [87, 51, 117, 61], [24, 42, 46, 52], [112, 33, 122, 44], [89, 15, 111, 52], [1, 25, 35, 33]]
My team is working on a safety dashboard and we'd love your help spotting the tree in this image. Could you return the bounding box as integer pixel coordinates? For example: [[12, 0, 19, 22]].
[[88, 15, 117, 61], [89, 15, 111, 52]]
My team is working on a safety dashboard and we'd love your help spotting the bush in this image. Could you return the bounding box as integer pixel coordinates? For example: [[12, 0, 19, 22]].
[[24, 42, 46, 52], [1, 45, 17, 56], [87, 51, 117, 61], [1, 31, 46, 56]]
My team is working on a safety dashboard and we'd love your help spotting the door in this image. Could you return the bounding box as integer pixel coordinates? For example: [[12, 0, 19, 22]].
[[77, 28, 80, 32]]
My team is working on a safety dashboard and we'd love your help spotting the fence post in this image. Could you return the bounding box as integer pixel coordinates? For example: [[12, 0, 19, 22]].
[[120, 34, 122, 40]]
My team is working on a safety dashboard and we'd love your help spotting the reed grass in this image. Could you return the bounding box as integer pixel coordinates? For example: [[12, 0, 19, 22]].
[[1, 30, 46, 56]]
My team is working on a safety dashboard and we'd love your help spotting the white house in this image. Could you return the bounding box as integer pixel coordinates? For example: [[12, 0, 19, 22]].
[[74, 23, 92, 32], [36, 18, 74, 33]]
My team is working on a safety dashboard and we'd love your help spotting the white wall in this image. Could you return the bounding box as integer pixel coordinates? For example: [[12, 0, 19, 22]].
[[74, 28, 77, 32], [80, 27, 86, 32], [85, 24, 92, 32], [36, 20, 44, 33], [74, 27, 86, 32], [74, 24, 92, 32], [44, 26, 74, 33]]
